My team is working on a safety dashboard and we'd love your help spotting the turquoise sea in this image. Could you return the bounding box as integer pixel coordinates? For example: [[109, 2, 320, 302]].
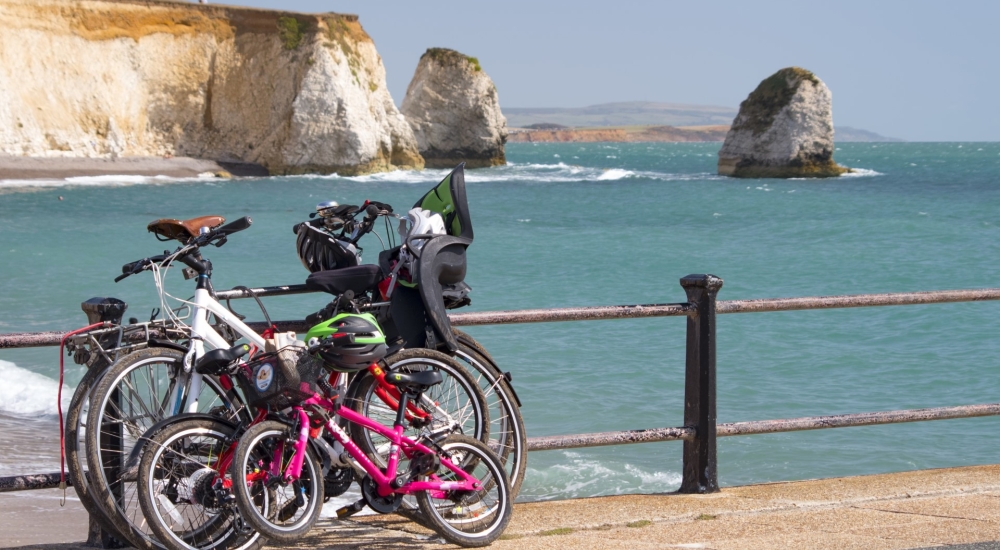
[[2, 141, 1000, 502]]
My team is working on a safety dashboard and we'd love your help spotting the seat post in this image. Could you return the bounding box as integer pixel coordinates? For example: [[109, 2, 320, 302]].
[[393, 392, 411, 429]]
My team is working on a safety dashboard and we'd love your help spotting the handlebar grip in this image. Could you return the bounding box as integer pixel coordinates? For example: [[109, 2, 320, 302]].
[[114, 273, 129, 283], [218, 216, 252, 235], [121, 260, 141, 275]]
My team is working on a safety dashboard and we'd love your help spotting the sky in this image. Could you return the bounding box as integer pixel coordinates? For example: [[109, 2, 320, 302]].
[[233, 0, 1000, 141]]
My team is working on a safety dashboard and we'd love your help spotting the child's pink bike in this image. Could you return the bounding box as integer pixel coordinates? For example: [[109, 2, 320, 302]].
[[228, 345, 512, 548]]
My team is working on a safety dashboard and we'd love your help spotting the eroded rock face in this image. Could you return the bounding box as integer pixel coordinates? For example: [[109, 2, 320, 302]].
[[718, 67, 848, 178], [401, 48, 506, 169], [0, 0, 423, 175]]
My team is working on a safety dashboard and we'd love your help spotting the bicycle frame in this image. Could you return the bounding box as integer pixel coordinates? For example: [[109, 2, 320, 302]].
[[166, 287, 267, 416], [271, 393, 482, 499]]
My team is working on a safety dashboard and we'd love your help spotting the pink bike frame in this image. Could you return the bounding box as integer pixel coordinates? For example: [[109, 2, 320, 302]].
[[279, 394, 483, 499]]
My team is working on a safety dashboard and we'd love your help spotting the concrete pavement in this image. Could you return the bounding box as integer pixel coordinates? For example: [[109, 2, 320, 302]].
[[4, 464, 1000, 549]]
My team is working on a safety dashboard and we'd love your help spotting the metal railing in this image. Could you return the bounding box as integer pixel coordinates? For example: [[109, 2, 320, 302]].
[[3, 274, 1000, 497]]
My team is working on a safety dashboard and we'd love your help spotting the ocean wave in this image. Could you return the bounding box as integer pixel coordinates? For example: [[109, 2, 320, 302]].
[[518, 450, 681, 501], [0, 173, 218, 189], [840, 168, 883, 178], [0, 360, 72, 417]]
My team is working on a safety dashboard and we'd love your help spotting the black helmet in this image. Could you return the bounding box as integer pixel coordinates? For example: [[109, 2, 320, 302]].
[[306, 313, 387, 372], [294, 222, 360, 273]]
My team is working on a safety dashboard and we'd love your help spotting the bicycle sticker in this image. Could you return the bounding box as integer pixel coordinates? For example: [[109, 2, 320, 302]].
[[255, 362, 274, 391]]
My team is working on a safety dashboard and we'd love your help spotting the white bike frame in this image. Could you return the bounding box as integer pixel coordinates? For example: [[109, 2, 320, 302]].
[[166, 287, 267, 415]]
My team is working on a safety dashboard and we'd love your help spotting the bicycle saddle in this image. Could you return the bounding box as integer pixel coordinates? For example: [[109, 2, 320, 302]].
[[384, 369, 443, 390], [148, 215, 226, 242], [305, 264, 383, 296]]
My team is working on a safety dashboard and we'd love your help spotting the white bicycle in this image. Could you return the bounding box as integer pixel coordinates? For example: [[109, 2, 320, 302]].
[[81, 215, 486, 550]]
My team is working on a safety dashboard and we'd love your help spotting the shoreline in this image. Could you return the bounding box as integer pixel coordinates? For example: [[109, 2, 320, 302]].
[[0, 156, 269, 181]]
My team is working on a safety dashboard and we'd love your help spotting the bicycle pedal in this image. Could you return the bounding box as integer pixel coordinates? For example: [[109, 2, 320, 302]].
[[335, 499, 366, 519]]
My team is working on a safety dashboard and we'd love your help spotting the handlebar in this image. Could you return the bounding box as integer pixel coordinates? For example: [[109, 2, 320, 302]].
[[115, 216, 252, 282], [307, 333, 356, 355]]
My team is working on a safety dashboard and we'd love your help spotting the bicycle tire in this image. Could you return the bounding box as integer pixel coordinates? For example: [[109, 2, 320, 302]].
[[451, 332, 527, 500], [415, 434, 512, 547], [347, 348, 489, 470], [229, 420, 324, 542], [64, 362, 129, 544], [85, 347, 246, 550], [137, 417, 264, 550]]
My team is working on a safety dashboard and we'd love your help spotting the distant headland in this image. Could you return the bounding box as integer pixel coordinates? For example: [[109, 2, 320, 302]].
[[504, 102, 901, 144]]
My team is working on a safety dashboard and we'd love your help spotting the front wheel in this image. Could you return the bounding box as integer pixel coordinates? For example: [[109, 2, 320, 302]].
[[229, 420, 324, 542], [136, 418, 263, 550], [416, 434, 512, 547]]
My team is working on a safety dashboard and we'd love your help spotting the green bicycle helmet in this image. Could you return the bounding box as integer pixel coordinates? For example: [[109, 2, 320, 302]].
[[306, 312, 387, 372]]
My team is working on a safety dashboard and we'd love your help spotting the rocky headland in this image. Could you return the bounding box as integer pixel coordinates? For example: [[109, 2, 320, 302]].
[[0, 0, 422, 176], [718, 67, 849, 178], [401, 48, 507, 168]]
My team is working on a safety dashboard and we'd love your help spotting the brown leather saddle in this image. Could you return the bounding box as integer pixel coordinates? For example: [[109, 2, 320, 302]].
[[147, 215, 225, 242]]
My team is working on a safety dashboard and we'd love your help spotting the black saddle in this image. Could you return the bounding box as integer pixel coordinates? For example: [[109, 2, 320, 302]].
[[305, 264, 383, 296], [384, 369, 443, 391]]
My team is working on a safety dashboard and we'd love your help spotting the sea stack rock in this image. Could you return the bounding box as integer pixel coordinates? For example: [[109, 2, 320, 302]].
[[401, 48, 507, 168], [718, 67, 848, 178]]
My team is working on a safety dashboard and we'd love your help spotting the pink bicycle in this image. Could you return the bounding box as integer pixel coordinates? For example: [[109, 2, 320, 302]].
[[228, 343, 512, 548]]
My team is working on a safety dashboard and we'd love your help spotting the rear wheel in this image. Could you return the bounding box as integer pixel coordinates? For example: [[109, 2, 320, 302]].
[[347, 349, 488, 470], [64, 363, 129, 544], [85, 347, 246, 549], [416, 434, 512, 547], [452, 330, 526, 499]]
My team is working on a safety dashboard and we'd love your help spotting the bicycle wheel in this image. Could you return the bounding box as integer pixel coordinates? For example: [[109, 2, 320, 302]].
[[64, 362, 129, 544], [416, 434, 512, 547], [229, 420, 324, 542], [85, 347, 246, 550], [347, 348, 488, 470], [137, 418, 263, 550], [452, 330, 527, 500]]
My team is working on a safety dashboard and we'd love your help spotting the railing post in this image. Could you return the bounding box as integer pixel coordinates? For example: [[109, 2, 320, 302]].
[[679, 274, 723, 494]]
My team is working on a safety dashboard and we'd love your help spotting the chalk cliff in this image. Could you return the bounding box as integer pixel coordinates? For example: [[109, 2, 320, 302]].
[[401, 48, 506, 168], [718, 67, 848, 178], [0, 0, 422, 175]]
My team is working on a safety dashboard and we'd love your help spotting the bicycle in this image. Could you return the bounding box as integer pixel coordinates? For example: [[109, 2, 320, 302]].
[[82, 214, 490, 550], [219, 332, 511, 547], [296, 163, 527, 498]]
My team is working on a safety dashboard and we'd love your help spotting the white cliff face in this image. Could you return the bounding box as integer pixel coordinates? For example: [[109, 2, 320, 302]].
[[718, 67, 847, 178], [0, 0, 422, 175], [401, 48, 506, 169]]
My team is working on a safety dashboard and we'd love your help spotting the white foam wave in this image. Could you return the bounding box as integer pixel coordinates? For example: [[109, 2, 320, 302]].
[[519, 450, 681, 501], [840, 168, 883, 178], [0, 360, 72, 417], [0, 173, 217, 189], [596, 168, 635, 181]]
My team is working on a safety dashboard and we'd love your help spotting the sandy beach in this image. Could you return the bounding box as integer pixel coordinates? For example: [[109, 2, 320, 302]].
[[0, 156, 268, 181], [0, 490, 89, 548]]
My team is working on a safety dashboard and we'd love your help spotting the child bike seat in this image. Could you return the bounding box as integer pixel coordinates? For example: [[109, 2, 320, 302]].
[[305, 264, 383, 296], [147, 215, 226, 242]]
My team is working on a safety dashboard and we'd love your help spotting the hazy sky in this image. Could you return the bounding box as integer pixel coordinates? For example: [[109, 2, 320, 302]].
[[234, 0, 999, 141]]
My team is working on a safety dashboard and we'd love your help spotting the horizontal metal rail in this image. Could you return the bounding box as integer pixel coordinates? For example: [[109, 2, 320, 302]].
[[6, 285, 1000, 349], [9, 402, 997, 491], [524, 402, 1000, 451], [717, 288, 1000, 314], [0, 472, 68, 493], [4, 279, 1000, 494]]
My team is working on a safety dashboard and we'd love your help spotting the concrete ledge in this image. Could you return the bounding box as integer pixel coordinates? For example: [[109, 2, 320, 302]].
[[4, 465, 1000, 549]]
